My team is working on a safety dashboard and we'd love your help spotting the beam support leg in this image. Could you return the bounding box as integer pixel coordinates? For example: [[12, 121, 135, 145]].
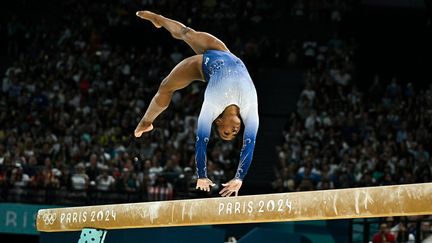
[[77, 228, 107, 243]]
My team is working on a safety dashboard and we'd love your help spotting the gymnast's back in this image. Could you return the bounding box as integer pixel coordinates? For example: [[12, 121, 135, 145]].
[[201, 50, 258, 114]]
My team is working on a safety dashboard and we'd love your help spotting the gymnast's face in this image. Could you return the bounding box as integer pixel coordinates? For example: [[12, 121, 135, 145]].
[[215, 114, 241, 141]]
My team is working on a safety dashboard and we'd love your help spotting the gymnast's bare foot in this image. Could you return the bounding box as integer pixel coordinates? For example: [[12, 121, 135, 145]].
[[136, 11, 162, 28], [134, 121, 154, 137]]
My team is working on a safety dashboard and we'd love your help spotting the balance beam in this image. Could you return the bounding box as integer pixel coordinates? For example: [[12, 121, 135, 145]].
[[37, 183, 432, 232]]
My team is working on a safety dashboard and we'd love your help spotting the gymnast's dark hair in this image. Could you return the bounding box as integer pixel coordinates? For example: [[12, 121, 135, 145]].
[[211, 115, 245, 141]]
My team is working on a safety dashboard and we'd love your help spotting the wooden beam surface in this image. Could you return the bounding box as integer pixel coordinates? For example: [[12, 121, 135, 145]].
[[37, 183, 432, 232]]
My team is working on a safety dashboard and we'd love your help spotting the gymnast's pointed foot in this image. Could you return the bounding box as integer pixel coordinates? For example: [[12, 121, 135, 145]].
[[134, 121, 154, 137], [136, 10, 162, 28]]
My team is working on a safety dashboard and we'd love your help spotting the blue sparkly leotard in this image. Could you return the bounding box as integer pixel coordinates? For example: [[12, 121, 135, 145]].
[[195, 50, 259, 180]]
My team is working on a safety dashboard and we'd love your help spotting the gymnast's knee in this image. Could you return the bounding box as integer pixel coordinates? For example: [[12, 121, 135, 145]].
[[173, 26, 194, 40]]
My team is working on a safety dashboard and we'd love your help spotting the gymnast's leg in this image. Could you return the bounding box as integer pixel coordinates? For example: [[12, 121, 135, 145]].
[[134, 11, 231, 137], [134, 55, 204, 137], [136, 10, 229, 54]]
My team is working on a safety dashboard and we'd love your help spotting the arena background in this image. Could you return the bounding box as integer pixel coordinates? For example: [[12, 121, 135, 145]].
[[1, 0, 431, 242]]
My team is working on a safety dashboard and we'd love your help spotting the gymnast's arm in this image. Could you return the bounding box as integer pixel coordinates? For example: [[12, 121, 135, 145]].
[[219, 106, 259, 197], [235, 106, 259, 180], [195, 101, 216, 179]]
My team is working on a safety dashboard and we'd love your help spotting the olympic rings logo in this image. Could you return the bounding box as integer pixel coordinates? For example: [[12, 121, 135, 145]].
[[42, 213, 57, 225]]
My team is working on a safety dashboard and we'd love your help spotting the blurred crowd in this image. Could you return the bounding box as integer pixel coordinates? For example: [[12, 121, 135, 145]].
[[0, 0, 276, 202], [272, 32, 432, 242], [371, 217, 432, 243], [3, 0, 427, 207], [1, 0, 359, 203], [1, 0, 431, 242], [272, 35, 432, 192]]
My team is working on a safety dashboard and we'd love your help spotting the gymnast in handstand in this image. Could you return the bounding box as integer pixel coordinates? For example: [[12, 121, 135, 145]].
[[134, 11, 259, 197]]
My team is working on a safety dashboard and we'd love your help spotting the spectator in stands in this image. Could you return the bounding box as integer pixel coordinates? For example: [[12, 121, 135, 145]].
[[120, 168, 140, 193], [147, 175, 173, 201], [137, 159, 152, 190], [372, 223, 396, 243], [8, 164, 30, 201], [369, 75, 385, 102], [422, 221, 432, 242], [96, 169, 116, 192], [163, 157, 182, 184], [149, 159, 163, 186], [384, 217, 412, 242], [86, 154, 103, 182], [11, 165, 30, 188], [71, 163, 89, 191], [207, 161, 226, 192], [386, 78, 402, 99]]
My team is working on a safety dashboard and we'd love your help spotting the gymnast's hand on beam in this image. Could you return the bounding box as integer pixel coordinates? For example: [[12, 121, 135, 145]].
[[219, 179, 243, 197], [134, 121, 154, 137], [196, 178, 215, 192]]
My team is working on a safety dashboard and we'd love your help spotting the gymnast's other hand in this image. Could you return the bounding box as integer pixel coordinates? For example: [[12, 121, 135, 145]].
[[196, 178, 215, 192], [219, 179, 243, 197], [134, 121, 154, 137]]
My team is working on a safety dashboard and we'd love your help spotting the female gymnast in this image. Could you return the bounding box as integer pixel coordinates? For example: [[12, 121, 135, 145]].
[[134, 11, 259, 197]]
